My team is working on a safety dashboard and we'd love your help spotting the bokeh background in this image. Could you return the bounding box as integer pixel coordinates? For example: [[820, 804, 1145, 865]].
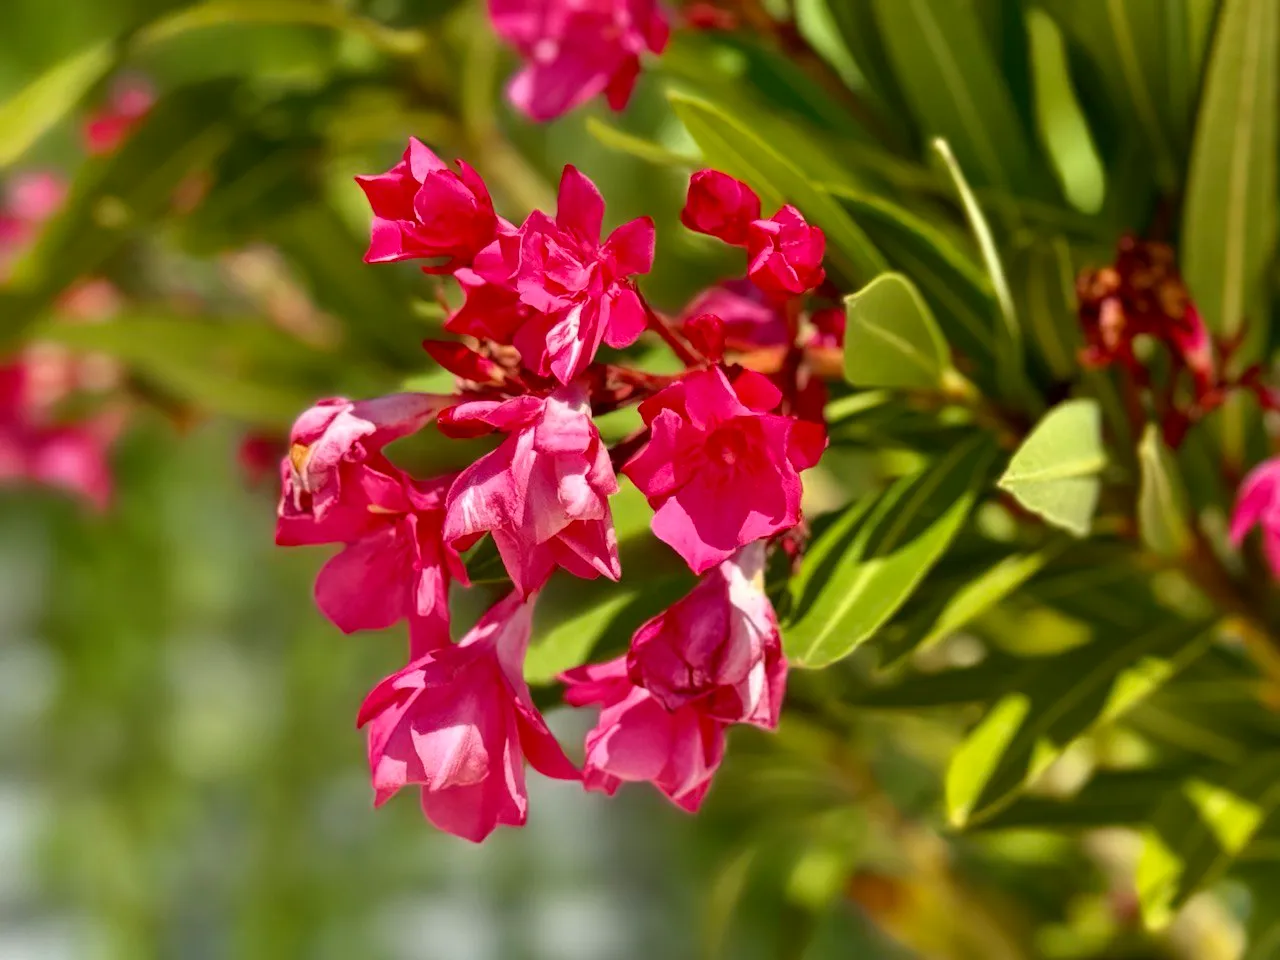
[[0, 0, 1263, 958]]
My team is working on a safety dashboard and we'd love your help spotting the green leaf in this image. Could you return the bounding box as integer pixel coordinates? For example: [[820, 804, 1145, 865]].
[[870, 0, 1040, 194], [33, 316, 328, 427], [876, 546, 1058, 669], [820, 0, 916, 144], [998, 398, 1105, 537], [1011, 235, 1084, 383], [1181, 0, 1278, 343], [584, 117, 698, 169], [931, 139, 1030, 408], [667, 91, 887, 285], [0, 41, 115, 171], [843, 273, 953, 390], [137, 0, 426, 55], [786, 435, 997, 667], [946, 618, 1212, 827], [3, 81, 240, 344], [1138, 424, 1193, 558], [1138, 753, 1280, 929]]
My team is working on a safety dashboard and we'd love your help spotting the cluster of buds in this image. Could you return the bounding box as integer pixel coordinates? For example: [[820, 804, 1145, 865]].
[[276, 141, 836, 841]]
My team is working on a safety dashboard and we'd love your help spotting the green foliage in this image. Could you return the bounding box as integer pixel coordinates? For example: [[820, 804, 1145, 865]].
[[997, 399, 1105, 537], [842, 272, 954, 390]]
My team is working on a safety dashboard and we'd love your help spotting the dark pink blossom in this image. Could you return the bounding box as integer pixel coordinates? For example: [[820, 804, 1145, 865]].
[[0, 171, 67, 276], [448, 166, 654, 384], [1231, 458, 1280, 578], [680, 170, 761, 246], [442, 383, 621, 597], [746, 205, 826, 296], [488, 0, 670, 121], [807, 307, 846, 350], [358, 592, 579, 842], [355, 138, 498, 272], [627, 542, 786, 727], [622, 366, 826, 573], [280, 393, 450, 524], [84, 76, 153, 155], [681, 279, 789, 350], [561, 656, 726, 812]]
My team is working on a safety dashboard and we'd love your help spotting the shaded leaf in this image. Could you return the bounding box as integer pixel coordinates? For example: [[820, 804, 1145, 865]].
[[1138, 424, 1193, 558], [843, 273, 952, 390], [1011, 234, 1084, 382], [998, 399, 1105, 537], [786, 435, 997, 667]]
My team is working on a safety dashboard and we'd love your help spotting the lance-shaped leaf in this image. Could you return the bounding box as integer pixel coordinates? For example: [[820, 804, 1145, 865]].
[[998, 399, 1105, 537], [843, 273, 954, 390], [786, 435, 997, 668], [945, 618, 1213, 827], [1011, 235, 1084, 382], [1138, 753, 1280, 929], [1181, 0, 1278, 343], [870, 0, 1039, 194], [0, 41, 114, 171], [932, 139, 1031, 408], [1138, 424, 1193, 558], [668, 92, 887, 285]]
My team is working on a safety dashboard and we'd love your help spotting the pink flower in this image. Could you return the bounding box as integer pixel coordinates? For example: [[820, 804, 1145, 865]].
[[0, 359, 114, 510], [442, 383, 621, 597], [622, 366, 826, 573], [449, 166, 654, 384], [1231, 458, 1280, 578], [561, 656, 726, 812], [489, 0, 670, 121], [807, 306, 845, 350], [627, 542, 786, 727], [358, 592, 579, 842], [281, 393, 450, 524], [680, 170, 761, 246], [746, 205, 826, 296], [0, 171, 67, 275], [84, 76, 153, 155], [681, 279, 789, 350], [355, 138, 498, 272]]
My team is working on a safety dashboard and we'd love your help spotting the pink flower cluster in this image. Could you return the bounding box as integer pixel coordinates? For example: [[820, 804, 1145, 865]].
[[487, 0, 670, 121], [276, 145, 830, 841]]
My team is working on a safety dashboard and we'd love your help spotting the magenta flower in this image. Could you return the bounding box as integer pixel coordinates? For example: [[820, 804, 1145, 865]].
[[488, 0, 670, 121], [280, 393, 450, 523], [561, 656, 726, 812], [358, 592, 579, 842], [355, 138, 498, 272], [681, 279, 789, 351], [83, 76, 153, 155], [0, 358, 115, 510], [747, 205, 826, 296], [1231, 458, 1280, 578], [623, 366, 826, 573], [449, 165, 655, 384], [627, 542, 786, 727], [442, 383, 621, 597], [681, 170, 762, 246]]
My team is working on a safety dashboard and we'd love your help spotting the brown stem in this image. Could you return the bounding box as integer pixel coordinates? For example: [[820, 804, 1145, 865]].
[[639, 293, 702, 367]]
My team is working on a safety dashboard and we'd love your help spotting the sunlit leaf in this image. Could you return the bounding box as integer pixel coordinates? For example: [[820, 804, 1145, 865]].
[[998, 399, 1105, 537], [843, 273, 953, 390], [1138, 424, 1193, 558], [0, 40, 115, 171]]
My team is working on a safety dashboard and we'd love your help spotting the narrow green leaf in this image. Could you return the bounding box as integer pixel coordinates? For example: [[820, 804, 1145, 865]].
[[786, 435, 997, 667], [0, 41, 115, 171], [998, 398, 1105, 537], [1138, 753, 1280, 929], [1138, 424, 1194, 558], [1011, 235, 1084, 382], [870, 0, 1039, 194], [843, 273, 952, 390], [668, 91, 888, 284], [931, 139, 1030, 408], [585, 117, 698, 169], [877, 547, 1057, 669], [946, 618, 1213, 827], [1181, 0, 1278, 342]]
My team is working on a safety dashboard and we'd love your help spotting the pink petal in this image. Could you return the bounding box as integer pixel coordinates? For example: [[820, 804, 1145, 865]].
[[556, 165, 606, 243]]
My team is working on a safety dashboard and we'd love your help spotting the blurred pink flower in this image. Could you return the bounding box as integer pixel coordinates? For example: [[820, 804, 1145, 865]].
[[355, 137, 498, 272], [561, 656, 726, 812], [441, 383, 621, 597], [623, 366, 826, 573], [84, 76, 154, 155], [747, 205, 826, 296], [449, 165, 654, 384], [681, 279, 789, 351], [627, 542, 786, 727], [1231, 458, 1280, 578], [358, 592, 579, 842], [488, 0, 670, 121]]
